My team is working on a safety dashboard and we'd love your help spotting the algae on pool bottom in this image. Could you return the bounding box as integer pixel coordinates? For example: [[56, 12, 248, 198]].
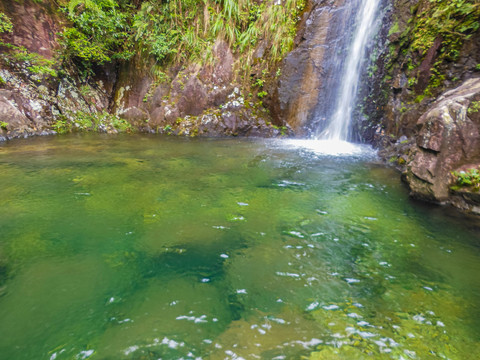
[[0, 134, 479, 359]]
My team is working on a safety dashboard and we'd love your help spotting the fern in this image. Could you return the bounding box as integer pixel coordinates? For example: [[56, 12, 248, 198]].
[[67, 0, 116, 16]]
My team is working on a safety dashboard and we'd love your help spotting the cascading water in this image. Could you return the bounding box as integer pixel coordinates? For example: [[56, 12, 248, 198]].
[[315, 0, 382, 142]]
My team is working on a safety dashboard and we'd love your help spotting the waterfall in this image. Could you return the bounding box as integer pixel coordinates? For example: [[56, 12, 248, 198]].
[[315, 0, 382, 141]]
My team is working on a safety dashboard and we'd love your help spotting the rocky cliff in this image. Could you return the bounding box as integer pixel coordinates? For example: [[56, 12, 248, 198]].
[[0, 0, 116, 140], [2, 0, 480, 214], [0, 0, 292, 140], [270, 0, 389, 137], [374, 0, 480, 213], [111, 40, 285, 138]]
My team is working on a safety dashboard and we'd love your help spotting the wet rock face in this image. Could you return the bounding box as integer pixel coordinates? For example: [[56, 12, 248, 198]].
[[0, 67, 112, 141], [0, 0, 63, 59], [0, 85, 53, 140], [0, 90, 31, 134], [375, 0, 480, 143], [272, 0, 337, 135], [272, 0, 385, 136], [112, 39, 282, 137], [154, 87, 291, 138], [403, 78, 480, 212], [112, 41, 235, 122], [0, 0, 115, 140]]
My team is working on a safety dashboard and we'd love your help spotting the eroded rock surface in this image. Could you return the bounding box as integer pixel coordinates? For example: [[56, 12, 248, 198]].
[[403, 78, 480, 213], [272, 0, 345, 135], [112, 39, 286, 137]]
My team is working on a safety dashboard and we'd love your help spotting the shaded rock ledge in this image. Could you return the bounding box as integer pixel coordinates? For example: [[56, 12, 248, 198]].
[[395, 78, 480, 214]]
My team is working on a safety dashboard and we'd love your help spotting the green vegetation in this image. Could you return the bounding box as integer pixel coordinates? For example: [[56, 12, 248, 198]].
[[0, 121, 8, 130], [410, 0, 479, 58], [133, 0, 305, 65], [387, 21, 399, 36], [414, 94, 426, 103], [271, 124, 287, 136], [388, 0, 480, 93], [60, 0, 134, 71], [52, 111, 133, 134], [257, 90, 267, 98], [451, 167, 480, 191], [407, 77, 416, 88], [0, 12, 13, 33], [0, 41, 58, 78], [59, 0, 305, 80], [468, 100, 480, 115]]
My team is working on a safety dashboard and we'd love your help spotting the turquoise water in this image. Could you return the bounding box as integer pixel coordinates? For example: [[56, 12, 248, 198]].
[[0, 134, 479, 360]]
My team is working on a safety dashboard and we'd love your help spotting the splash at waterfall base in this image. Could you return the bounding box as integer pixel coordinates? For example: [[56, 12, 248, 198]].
[[271, 0, 480, 215], [2, 0, 480, 215]]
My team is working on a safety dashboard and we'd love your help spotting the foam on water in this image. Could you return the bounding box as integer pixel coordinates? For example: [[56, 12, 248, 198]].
[[1, 135, 479, 360], [282, 139, 376, 157]]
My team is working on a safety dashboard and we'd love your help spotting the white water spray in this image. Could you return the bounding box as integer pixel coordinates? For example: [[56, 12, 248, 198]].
[[317, 0, 381, 141]]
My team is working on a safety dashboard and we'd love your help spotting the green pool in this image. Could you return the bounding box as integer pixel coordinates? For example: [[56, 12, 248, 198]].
[[0, 134, 479, 359]]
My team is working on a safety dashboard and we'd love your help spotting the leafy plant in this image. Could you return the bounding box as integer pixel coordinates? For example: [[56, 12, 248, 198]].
[[59, 28, 112, 65], [254, 78, 265, 87], [272, 124, 287, 136], [257, 90, 267, 98], [60, 0, 133, 70], [0, 41, 58, 78], [407, 77, 417, 88], [410, 0, 480, 56], [0, 121, 8, 130], [55, 0, 306, 95], [53, 111, 133, 134], [52, 119, 71, 134], [451, 167, 480, 191], [467, 100, 480, 115], [389, 0, 480, 92], [0, 12, 13, 33]]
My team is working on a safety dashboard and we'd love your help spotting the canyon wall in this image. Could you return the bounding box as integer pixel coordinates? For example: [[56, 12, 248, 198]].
[[1, 0, 480, 213]]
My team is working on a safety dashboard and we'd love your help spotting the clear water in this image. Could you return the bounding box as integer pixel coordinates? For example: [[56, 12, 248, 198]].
[[0, 134, 479, 360]]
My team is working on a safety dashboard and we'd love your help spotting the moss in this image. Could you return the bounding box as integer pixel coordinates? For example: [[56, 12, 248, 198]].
[[388, 21, 400, 36], [415, 94, 426, 103], [467, 100, 480, 115], [0, 12, 13, 33], [451, 168, 480, 191], [0, 41, 59, 78], [388, 0, 480, 93], [53, 111, 133, 134], [407, 77, 416, 88]]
